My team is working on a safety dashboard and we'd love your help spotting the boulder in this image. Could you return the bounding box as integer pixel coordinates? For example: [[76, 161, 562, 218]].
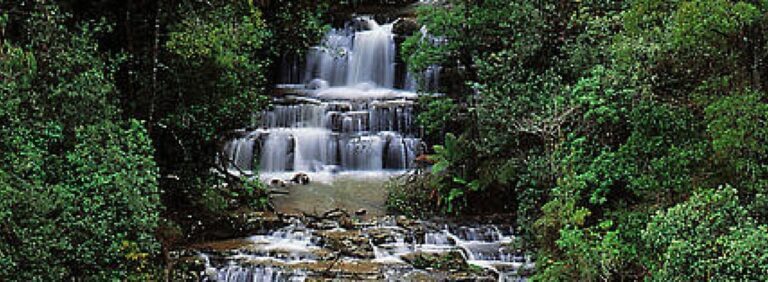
[[393, 18, 420, 36], [402, 251, 461, 269], [204, 267, 218, 280], [323, 208, 350, 219], [290, 172, 311, 185], [269, 178, 288, 188], [319, 230, 375, 259], [366, 227, 409, 245]]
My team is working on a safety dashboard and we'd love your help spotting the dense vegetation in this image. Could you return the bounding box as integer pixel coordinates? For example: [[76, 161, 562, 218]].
[[0, 0, 326, 279], [1, 0, 766, 280], [394, 0, 768, 280]]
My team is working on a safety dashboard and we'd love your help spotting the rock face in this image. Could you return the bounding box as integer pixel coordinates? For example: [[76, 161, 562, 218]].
[[393, 18, 420, 37], [328, 1, 423, 25]]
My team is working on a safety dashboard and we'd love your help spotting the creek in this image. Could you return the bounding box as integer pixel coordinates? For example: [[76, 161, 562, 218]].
[[187, 15, 533, 281]]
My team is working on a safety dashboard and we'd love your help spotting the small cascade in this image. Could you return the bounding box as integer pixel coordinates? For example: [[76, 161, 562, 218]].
[[199, 221, 318, 282], [442, 225, 531, 281], [346, 19, 396, 88], [196, 218, 533, 282], [305, 18, 396, 88], [203, 266, 307, 282]]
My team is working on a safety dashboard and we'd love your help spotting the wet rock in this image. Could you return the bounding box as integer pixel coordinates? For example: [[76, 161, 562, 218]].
[[401, 270, 439, 281], [323, 208, 350, 219], [309, 219, 340, 230], [339, 215, 356, 230], [310, 248, 338, 261], [393, 18, 420, 36], [449, 272, 497, 282], [290, 260, 387, 280], [242, 211, 284, 232], [402, 251, 467, 271], [290, 172, 311, 185], [366, 227, 407, 245], [204, 267, 218, 280], [175, 213, 535, 280], [401, 251, 497, 281], [188, 238, 254, 255], [355, 208, 368, 216], [183, 210, 288, 242], [269, 178, 288, 188], [349, 17, 374, 31], [307, 78, 330, 90], [238, 244, 321, 261], [319, 230, 375, 259], [396, 215, 418, 228]]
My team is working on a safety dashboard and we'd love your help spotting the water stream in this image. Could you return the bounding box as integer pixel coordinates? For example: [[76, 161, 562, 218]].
[[195, 216, 533, 282], [205, 16, 533, 281]]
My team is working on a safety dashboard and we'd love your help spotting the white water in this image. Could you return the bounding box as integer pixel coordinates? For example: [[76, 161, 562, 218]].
[[222, 17, 428, 176], [200, 220, 534, 282], [347, 19, 396, 88], [305, 18, 396, 88], [207, 15, 535, 282]]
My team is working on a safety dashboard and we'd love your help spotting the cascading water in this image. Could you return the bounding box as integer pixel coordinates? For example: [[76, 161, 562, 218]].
[[223, 17, 429, 177], [196, 217, 534, 282], [346, 19, 396, 88], [203, 14, 534, 282]]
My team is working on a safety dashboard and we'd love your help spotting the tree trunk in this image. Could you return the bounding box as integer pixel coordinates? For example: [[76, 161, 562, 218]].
[[150, 0, 161, 132]]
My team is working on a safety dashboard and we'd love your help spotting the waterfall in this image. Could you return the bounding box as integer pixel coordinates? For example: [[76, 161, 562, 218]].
[[224, 17, 433, 176], [346, 19, 396, 88], [304, 28, 351, 86], [304, 17, 396, 88], [260, 130, 293, 172]]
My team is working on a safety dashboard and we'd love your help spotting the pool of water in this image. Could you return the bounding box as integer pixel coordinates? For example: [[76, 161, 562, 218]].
[[262, 171, 400, 217]]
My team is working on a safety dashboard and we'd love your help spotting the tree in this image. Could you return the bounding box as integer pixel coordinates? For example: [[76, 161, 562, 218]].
[[397, 0, 768, 280], [0, 2, 160, 279]]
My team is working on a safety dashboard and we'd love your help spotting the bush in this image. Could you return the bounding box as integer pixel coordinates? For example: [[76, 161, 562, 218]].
[[644, 187, 768, 281]]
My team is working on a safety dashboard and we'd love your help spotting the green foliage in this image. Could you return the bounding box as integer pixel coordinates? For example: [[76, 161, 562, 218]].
[[61, 120, 161, 278], [705, 90, 768, 192], [0, 2, 160, 279], [402, 0, 545, 77], [2, 0, 768, 279], [386, 173, 441, 218], [158, 1, 275, 223], [165, 2, 270, 144], [397, 0, 768, 280], [167, 6, 269, 70], [416, 96, 460, 139], [644, 187, 768, 281], [535, 223, 633, 281], [430, 133, 480, 213], [262, 0, 329, 57]]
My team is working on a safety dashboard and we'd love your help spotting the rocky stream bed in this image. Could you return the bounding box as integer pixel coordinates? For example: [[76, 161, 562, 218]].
[[169, 209, 534, 281]]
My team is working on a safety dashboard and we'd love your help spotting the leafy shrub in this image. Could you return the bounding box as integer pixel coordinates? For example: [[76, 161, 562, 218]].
[[644, 187, 768, 281]]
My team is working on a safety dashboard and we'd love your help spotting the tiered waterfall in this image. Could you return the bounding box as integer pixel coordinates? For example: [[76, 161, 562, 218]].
[[222, 18, 436, 176]]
